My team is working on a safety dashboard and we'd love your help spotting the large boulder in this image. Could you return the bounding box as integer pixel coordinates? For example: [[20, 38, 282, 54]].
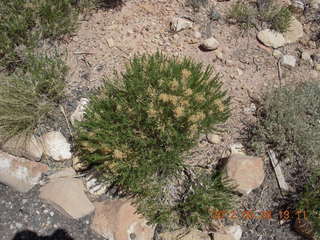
[[0, 151, 48, 192], [91, 199, 155, 240], [226, 154, 265, 194]]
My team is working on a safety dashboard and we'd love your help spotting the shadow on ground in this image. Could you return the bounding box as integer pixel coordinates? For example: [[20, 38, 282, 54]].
[[12, 229, 74, 240]]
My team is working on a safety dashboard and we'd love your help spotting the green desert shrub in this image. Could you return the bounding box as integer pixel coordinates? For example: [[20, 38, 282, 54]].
[[75, 52, 233, 228], [270, 6, 292, 33], [0, 53, 67, 139], [36, 0, 78, 39], [133, 171, 237, 229], [0, 0, 79, 69], [248, 82, 320, 169], [0, 0, 38, 68], [228, 1, 257, 30], [257, 0, 292, 32]]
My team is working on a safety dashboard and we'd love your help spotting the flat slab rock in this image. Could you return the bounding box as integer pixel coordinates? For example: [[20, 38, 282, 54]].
[[1, 134, 43, 161], [39, 168, 94, 219], [0, 151, 48, 192], [257, 29, 285, 48], [226, 154, 265, 195], [91, 199, 155, 240]]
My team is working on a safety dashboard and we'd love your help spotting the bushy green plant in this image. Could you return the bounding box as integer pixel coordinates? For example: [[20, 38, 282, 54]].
[[0, 0, 38, 68], [36, 0, 78, 39], [175, 172, 237, 228], [0, 0, 80, 69], [295, 170, 320, 240], [0, 53, 67, 139], [76, 52, 233, 228], [228, 1, 257, 30], [248, 82, 320, 169], [271, 6, 292, 33]]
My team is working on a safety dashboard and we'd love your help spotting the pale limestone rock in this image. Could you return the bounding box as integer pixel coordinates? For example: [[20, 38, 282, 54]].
[[230, 143, 246, 155], [281, 55, 296, 68], [0, 151, 48, 192], [41, 131, 72, 161], [170, 17, 193, 32], [214, 225, 242, 240], [273, 49, 282, 58], [257, 29, 285, 48], [226, 154, 265, 195], [311, 0, 320, 9], [201, 37, 220, 51], [207, 133, 222, 144], [1, 135, 43, 161], [70, 98, 89, 126], [39, 168, 94, 219], [91, 199, 155, 240], [283, 17, 304, 44]]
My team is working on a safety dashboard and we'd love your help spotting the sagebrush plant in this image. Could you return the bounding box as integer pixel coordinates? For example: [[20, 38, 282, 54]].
[[0, 53, 67, 139], [76, 52, 233, 228], [228, 1, 257, 30], [295, 169, 320, 240], [248, 82, 320, 169]]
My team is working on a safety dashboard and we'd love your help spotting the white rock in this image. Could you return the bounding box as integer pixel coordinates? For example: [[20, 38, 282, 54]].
[[311, 0, 320, 8], [70, 98, 89, 126], [39, 168, 95, 219], [201, 37, 220, 51], [226, 154, 265, 195], [273, 49, 282, 58], [193, 31, 202, 39], [257, 29, 285, 48], [283, 17, 304, 44], [0, 151, 48, 192], [214, 225, 242, 240], [170, 17, 193, 32], [41, 131, 72, 161], [207, 133, 222, 144], [230, 143, 246, 155], [301, 51, 313, 64], [281, 55, 296, 68], [107, 38, 115, 48], [214, 50, 224, 60], [86, 175, 108, 196], [1, 135, 43, 161]]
